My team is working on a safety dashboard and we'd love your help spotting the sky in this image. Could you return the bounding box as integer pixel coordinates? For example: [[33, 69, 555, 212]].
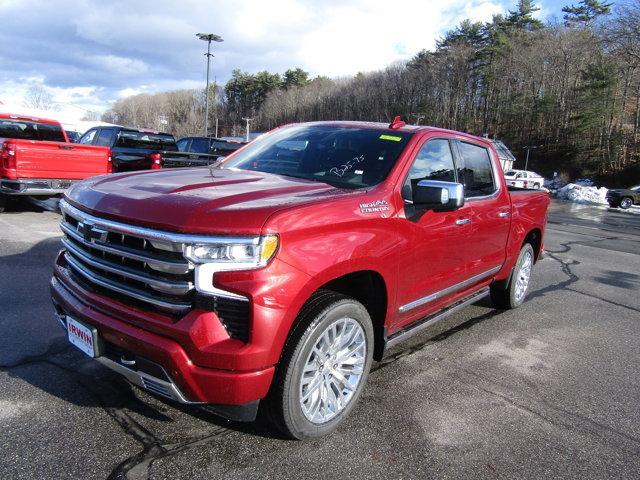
[[0, 0, 565, 122]]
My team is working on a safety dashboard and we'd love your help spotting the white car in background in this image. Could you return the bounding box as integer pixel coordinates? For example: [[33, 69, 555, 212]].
[[504, 169, 545, 189]]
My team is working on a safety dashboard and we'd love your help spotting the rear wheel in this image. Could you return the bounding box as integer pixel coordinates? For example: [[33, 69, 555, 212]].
[[264, 290, 374, 439], [490, 243, 535, 310], [620, 197, 633, 209], [533, 183, 540, 189]]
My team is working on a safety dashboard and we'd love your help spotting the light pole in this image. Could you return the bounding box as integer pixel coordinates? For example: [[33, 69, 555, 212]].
[[196, 33, 223, 137], [523, 145, 538, 171], [242, 117, 253, 142]]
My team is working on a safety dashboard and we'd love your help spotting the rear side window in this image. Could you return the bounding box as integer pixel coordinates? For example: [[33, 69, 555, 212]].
[[0, 118, 66, 142], [405, 139, 456, 193], [95, 129, 114, 146], [457, 141, 497, 198], [116, 131, 177, 151], [189, 137, 211, 154]]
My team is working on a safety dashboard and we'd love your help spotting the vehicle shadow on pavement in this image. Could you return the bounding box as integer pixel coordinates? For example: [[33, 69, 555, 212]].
[[592, 270, 640, 290]]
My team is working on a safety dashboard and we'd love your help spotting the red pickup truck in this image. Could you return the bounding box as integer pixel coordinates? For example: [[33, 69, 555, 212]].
[[50, 120, 550, 439], [0, 113, 111, 212]]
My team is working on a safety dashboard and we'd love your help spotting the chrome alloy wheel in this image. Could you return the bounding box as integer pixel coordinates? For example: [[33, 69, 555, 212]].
[[299, 317, 366, 424], [514, 250, 533, 303]]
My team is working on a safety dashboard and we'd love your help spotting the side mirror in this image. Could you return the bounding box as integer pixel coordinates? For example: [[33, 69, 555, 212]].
[[411, 180, 464, 212]]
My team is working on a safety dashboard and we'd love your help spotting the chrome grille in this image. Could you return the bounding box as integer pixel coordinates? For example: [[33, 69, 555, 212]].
[[58, 200, 252, 340], [60, 201, 195, 315]]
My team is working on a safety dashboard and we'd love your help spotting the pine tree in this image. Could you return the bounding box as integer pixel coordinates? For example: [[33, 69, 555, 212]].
[[562, 0, 612, 26]]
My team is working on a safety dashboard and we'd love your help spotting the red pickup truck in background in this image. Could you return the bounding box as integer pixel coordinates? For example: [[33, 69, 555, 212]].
[[51, 120, 550, 439], [0, 113, 111, 212]]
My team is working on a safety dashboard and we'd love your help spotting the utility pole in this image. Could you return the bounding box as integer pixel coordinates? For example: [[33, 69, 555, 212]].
[[242, 117, 253, 142], [523, 145, 538, 171], [410, 112, 426, 125], [196, 33, 223, 137]]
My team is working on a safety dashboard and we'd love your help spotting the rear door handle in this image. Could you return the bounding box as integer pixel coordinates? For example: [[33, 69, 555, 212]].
[[498, 211, 510, 218], [455, 218, 471, 225]]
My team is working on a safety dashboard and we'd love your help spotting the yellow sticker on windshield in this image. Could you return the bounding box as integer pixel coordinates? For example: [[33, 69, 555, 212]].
[[379, 134, 402, 142]]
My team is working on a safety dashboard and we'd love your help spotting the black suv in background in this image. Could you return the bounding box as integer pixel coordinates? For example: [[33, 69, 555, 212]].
[[606, 185, 640, 209], [79, 127, 217, 171], [177, 136, 246, 158]]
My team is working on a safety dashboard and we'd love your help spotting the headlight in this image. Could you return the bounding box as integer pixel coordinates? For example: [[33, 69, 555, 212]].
[[184, 235, 279, 267], [184, 235, 279, 296]]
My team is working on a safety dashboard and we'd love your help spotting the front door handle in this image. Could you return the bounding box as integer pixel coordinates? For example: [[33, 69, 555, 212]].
[[455, 218, 471, 225], [498, 211, 510, 218]]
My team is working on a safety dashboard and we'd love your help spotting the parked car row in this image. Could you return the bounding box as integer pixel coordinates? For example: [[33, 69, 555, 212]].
[[0, 111, 248, 211]]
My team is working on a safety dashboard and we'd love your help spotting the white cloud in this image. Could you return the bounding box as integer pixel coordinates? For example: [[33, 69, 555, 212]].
[[3, 0, 563, 113]]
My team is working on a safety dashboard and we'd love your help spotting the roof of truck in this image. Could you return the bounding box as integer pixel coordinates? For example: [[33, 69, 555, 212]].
[[0, 112, 63, 125], [289, 120, 490, 144]]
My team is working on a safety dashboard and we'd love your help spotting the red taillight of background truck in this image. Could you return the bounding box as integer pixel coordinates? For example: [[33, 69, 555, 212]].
[[149, 153, 162, 170], [0, 141, 17, 179]]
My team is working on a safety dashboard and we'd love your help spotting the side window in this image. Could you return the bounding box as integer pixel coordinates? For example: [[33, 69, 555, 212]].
[[95, 129, 114, 147], [405, 139, 456, 193], [457, 141, 497, 198], [176, 138, 189, 152], [79, 129, 97, 145]]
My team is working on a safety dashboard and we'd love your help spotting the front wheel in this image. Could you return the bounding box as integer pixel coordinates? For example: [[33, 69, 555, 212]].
[[620, 197, 633, 209], [490, 243, 535, 309], [533, 183, 540, 189], [264, 291, 374, 439]]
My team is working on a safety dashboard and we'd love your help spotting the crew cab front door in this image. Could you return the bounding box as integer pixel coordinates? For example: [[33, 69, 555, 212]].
[[393, 136, 474, 331]]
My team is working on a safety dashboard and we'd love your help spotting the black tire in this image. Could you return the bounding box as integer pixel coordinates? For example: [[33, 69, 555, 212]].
[[620, 197, 633, 210], [533, 183, 540, 189], [0, 194, 7, 213], [490, 243, 535, 310], [264, 290, 374, 439]]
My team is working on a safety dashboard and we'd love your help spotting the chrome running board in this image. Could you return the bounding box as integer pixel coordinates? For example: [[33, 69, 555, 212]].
[[386, 287, 490, 349]]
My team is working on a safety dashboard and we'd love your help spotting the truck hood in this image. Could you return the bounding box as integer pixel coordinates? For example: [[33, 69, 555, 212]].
[[66, 167, 354, 234]]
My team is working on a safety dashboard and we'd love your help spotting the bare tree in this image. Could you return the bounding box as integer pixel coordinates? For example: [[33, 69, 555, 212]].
[[23, 85, 55, 110]]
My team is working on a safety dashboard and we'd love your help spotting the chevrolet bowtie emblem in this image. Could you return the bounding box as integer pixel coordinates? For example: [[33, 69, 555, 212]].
[[76, 221, 108, 243]]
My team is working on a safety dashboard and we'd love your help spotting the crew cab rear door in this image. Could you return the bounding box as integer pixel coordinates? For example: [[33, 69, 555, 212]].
[[393, 136, 474, 330], [451, 139, 510, 280]]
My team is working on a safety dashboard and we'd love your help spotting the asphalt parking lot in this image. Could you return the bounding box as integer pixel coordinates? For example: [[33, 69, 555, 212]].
[[1, 199, 639, 480]]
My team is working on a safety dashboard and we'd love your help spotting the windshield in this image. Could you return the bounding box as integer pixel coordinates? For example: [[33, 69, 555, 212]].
[[504, 170, 518, 176], [116, 130, 177, 151], [222, 125, 412, 189], [0, 118, 66, 142]]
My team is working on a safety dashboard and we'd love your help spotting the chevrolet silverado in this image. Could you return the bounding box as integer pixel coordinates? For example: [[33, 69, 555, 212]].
[[0, 113, 111, 212], [51, 119, 550, 439]]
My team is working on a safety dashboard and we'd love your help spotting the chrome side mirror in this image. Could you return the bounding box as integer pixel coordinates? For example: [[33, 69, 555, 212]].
[[412, 180, 464, 212]]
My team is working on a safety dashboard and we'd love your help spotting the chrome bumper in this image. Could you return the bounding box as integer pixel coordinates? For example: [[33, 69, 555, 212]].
[[1, 178, 75, 195]]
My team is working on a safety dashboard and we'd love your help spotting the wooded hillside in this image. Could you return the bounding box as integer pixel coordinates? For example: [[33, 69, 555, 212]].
[[103, 0, 640, 184]]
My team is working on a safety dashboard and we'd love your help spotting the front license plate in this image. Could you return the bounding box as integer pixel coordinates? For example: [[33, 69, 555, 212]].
[[67, 317, 98, 357]]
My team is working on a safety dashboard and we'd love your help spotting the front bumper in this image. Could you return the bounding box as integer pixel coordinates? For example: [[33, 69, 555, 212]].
[[50, 272, 275, 416], [1, 178, 75, 195]]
